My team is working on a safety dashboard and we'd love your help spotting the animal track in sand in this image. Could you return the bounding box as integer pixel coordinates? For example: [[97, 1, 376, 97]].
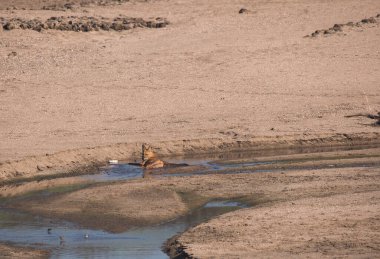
[[305, 14, 380, 38]]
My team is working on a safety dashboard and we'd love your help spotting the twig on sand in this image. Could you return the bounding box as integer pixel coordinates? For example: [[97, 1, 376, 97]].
[[345, 112, 380, 126]]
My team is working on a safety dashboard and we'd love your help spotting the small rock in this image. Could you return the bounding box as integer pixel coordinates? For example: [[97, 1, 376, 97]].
[[3, 22, 15, 30], [64, 3, 74, 9], [367, 17, 377, 23], [361, 18, 370, 23], [146, 21, 156, 28], [332, 24, 342, 31], [111, 22, 123, 31], [239, 8, 249, 14], [101, 23, 110, 31], [8, 51, 17, 57]]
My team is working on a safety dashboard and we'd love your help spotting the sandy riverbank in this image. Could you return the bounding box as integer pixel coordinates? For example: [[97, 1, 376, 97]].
[[4, 163, 379, 232], [1, 164, 378, 257], [1, 0, 379, 165], [172, 189, 380, 258]]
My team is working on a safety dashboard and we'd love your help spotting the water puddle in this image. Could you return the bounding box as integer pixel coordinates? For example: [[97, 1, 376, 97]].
[[0, 201, 245, 258], [83, 146, 380, 182]]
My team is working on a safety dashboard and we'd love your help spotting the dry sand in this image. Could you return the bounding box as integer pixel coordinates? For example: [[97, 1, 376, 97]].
[[0, 0, 379, 181], [175, 190, 380, 258]]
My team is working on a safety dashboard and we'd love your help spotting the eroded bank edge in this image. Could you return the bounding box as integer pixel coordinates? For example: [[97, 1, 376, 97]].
[[1, 132, 379, 184]]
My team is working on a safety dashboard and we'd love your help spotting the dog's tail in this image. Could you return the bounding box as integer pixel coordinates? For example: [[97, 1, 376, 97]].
[[163, 162, 189, 168], [128, 162, 143, 167]]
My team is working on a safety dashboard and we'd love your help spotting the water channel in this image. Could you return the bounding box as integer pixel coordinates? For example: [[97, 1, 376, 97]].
[[1, 145, 379, 258]]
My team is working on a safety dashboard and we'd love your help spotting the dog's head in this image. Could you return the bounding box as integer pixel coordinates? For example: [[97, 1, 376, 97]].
[[142, 143, 156, 161]]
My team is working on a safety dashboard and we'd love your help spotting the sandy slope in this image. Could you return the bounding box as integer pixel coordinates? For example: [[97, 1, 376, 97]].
[[0, 0, 379, 166], [177, 191, 380, 258]]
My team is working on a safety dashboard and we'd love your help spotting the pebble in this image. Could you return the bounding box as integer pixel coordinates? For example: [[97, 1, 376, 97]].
[[239, 8, 249, 14]]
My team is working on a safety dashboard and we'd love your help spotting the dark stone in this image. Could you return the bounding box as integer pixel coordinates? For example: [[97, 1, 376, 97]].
[[332, 24, 342, 31], [3, 22, 14, 30], [111, 22, 123, 31], [367, 17, 377, 23], [8, 51, 17, 57], [239, 8, 249, 14], [101, 23, 110, 31], [81, 24, 90, 32], [361, 18, 369, 23]]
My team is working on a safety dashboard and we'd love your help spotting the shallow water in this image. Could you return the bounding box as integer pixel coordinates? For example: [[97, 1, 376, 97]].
[[82, 145, 380, 182], [0, 201, 245, 258]]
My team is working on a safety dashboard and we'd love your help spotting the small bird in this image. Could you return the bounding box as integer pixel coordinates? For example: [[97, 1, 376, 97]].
[[84, 233, 89, 239], [47, 228, 52, 234]]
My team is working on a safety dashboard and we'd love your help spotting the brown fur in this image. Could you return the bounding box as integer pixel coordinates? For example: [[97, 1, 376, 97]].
[[141, 144, 165, 169]]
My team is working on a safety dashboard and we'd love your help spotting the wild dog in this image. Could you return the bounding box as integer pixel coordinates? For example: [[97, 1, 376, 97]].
[[137, 143, 188, 169], [141, 143, 165, 169]]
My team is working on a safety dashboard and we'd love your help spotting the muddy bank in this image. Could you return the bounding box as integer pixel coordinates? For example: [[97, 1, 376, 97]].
[[0, 243, 49, 258], [2, 145, 379, 198], [1, 132, 379, 184]]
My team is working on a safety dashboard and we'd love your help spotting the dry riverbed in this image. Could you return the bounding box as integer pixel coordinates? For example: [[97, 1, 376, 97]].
[[1, 0, 380, 257]]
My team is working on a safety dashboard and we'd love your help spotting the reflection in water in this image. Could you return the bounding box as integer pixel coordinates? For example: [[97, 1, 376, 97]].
[[84, 145, 380, 183], [0, 201, 245, 258]]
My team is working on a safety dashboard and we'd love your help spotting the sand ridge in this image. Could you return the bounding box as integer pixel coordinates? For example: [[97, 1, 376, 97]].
[[1, 132, 379, 183]]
